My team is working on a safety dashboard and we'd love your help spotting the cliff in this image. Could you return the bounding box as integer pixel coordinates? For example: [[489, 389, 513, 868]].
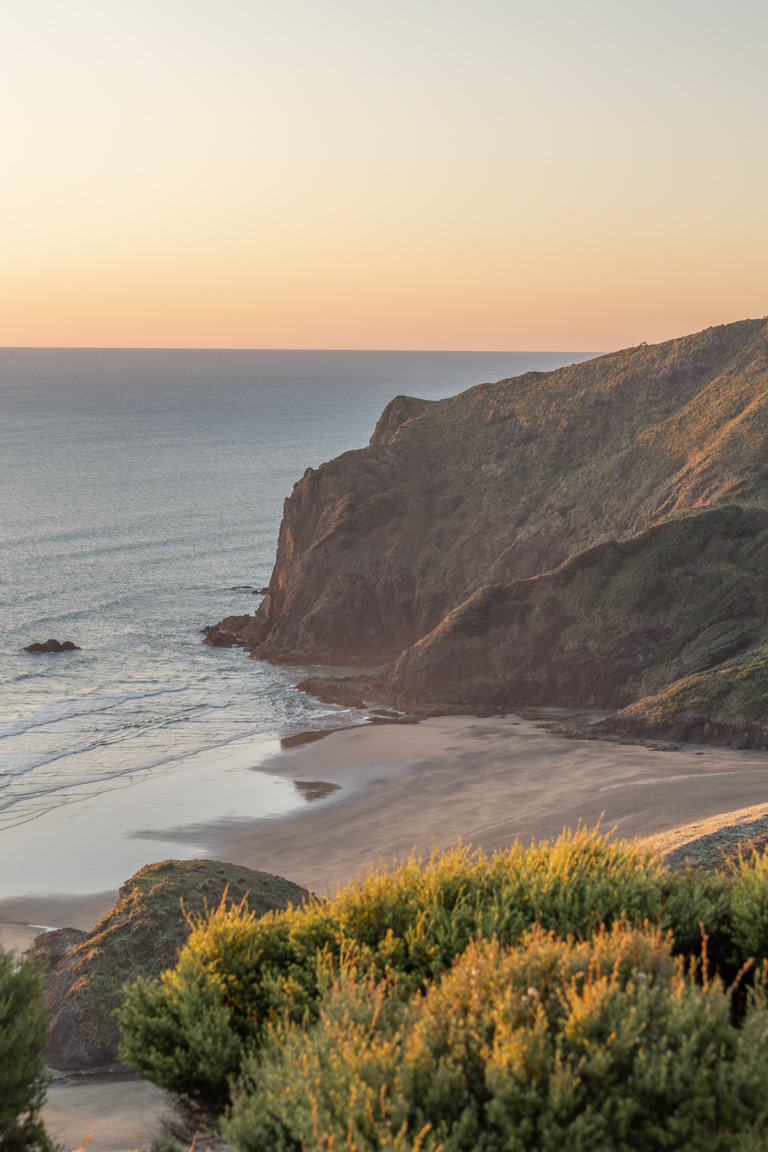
[[206, 318, 768, 739]]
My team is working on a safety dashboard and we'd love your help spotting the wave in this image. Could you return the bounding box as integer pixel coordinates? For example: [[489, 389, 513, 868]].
[[0, 684, 191, 740], [0, 693, 367, 779], [0, 707, 367, 826]]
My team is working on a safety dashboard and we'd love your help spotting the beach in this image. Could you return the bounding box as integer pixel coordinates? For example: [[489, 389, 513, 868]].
[[208, 714, 768, 893], [5, 713, 768, 947], [6, 713, 768, 1150]]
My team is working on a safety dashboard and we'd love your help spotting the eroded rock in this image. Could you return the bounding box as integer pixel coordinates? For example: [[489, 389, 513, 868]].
[[23, 639, 80, 653]]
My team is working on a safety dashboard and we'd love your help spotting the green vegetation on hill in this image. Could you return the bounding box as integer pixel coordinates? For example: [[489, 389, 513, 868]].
[[119, 830, 768, 1148], [207, 316, 768, 737], [381, 503, 768, 735]]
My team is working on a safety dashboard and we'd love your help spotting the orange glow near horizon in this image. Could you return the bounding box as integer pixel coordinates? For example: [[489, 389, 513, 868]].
[[1, 0, 766, 352]]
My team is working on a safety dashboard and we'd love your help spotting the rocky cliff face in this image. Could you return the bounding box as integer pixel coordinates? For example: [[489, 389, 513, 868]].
[[206, 318, 768, 737]]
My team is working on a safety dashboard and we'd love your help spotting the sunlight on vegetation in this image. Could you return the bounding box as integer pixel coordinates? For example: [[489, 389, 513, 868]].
[[116, 828, 768, 1150]]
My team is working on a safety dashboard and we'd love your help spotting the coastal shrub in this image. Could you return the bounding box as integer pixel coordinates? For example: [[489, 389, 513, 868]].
[[119, 828, 734, 1121], [729, 847, 768, 961], [0, 947, 52, 1152], [225, 925, 768, 1152]]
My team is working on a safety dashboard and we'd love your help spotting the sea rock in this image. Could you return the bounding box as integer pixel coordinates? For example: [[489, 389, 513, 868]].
[[200, 622, 247, 649], [296, 674, 382, 711], [39, 859, 311, 1071], [205, 317, 768, 736], [23, 639, 80, 653]]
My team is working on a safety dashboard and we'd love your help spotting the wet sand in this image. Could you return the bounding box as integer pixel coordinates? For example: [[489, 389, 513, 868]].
[[43, 1075, 171, 1152], [5, 715, 768, 935], [0, 892, 119, 954], [197, 714, 768, 896]]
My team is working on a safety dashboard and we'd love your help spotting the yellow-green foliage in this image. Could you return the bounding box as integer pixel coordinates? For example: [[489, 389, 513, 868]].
[[730, 848, 768, 960], [118, 829, 734, 1121], [117, 829, 768, 1144], [226, 927, 768, 1152]]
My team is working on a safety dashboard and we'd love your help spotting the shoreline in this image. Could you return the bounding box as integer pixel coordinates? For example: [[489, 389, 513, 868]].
[[16, 713, 768, 1151], [5, 714, 768, 952], [202, 714, 768, 895]]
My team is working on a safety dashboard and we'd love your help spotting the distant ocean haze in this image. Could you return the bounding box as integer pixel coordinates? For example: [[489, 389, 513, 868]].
[[0, 348, 593, 830]]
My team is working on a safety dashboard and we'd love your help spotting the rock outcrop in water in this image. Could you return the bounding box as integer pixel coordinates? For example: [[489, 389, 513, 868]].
[[23, 639, 80, 653], [206, 318, 768, 741]]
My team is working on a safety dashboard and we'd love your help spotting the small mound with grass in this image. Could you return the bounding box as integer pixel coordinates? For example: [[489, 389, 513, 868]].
[[40, 858, 310, 1070]]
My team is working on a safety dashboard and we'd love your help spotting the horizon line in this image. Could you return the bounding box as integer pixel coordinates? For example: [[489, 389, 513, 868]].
[[0, 345, 601, 355]]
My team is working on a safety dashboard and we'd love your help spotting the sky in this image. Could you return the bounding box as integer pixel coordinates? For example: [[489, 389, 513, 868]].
[[1, 0, 766, 351]]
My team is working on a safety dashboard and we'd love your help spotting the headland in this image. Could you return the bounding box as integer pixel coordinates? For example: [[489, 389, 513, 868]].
[[206, 317, 768, 745]]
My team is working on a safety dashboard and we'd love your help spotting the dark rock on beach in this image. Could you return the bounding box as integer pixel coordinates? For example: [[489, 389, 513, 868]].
[[23, 639, 80, 653], [37, 858, 311, 1071]]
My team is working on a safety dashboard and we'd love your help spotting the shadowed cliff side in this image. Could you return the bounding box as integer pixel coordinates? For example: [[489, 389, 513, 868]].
[[376, 504, 768, 734], [205, 318, 768, 736], [296, 502, 768, 744]]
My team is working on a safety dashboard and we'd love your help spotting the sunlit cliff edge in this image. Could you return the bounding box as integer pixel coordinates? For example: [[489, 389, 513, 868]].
[[205, 317, 768, 745]]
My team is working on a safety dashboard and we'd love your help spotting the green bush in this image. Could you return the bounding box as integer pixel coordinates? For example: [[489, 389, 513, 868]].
[[730, 847, 768, 961], [0, 948, 52, 1152], [117, 829, 768, 1139], [119, 829, 734, 1121], [225, 926, 768, 1152]]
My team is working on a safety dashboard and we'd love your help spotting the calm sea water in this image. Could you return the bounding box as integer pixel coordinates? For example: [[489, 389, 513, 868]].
[[0, 349, 592, 831]]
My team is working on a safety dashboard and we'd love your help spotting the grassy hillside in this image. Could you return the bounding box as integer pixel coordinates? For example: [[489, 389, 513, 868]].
[[205, 317, 768, 734], [372, 504, 768, 736], [216, 318, 767, 654]]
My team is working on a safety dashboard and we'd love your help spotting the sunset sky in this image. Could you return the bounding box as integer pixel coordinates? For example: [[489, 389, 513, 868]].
[[2, 0, 766, 351]]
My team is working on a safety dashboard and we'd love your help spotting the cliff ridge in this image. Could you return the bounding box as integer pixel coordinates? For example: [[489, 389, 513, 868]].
[[206, 318, 768, 739]]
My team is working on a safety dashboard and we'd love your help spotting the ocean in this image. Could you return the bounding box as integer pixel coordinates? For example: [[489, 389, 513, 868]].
[[1, 349, 592, 842]]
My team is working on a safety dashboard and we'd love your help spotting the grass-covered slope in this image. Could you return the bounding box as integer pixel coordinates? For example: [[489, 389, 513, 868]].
[[40, 858, 309, 1070], [206, 317, 768, 735], [372, 503, 768, 738], [119, 830, 768, 1150], [209, 317, 768, 668]]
